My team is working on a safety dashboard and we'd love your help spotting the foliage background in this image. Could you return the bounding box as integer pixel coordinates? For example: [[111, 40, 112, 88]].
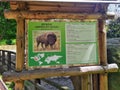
[[0, 2, 16, 44], [107, 18, 120, 38], [107, 17, 120, 90]]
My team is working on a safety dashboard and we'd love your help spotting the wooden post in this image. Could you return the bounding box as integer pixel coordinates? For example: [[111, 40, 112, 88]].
[[92, 74, 99, 90], [16, 17, 25, 71], [81, 74, 92, 90], [99, 19, 108, 90], [15, 2, 26, 90], [2, 51, 6, 66], [15, 16, 25, 90], [2, 51, 6, 65], [0, 51, 1, 62], [15, 80, 24, 90]]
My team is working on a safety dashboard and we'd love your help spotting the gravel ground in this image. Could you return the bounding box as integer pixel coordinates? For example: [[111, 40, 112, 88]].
[[41, 77, 74, 90], [25, 77, 74, 90]]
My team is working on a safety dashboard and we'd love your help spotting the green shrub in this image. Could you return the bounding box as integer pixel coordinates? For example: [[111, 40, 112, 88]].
[[107, 45, 120, 90], [107, 46, 120, 67], [5, 39, 12, 45], [107, 18, 120, 38]]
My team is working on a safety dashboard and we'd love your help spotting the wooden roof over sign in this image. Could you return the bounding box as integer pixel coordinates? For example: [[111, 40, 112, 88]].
[[4, 0, 119, 3], [9, 1, 110, 14], [4, 1, 116, 20]]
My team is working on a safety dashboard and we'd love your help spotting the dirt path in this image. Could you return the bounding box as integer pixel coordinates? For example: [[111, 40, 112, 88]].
[[0, 45, 16, 51]]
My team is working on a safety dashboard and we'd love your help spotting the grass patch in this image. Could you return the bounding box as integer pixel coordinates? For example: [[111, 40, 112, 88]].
[[0, 39, 16, 45], [0, 39, 6, 45], [12, 39, 16, 45], [107, 45, 120, 90], [108, 72, 120, 90], [6, 82, 15, 90]]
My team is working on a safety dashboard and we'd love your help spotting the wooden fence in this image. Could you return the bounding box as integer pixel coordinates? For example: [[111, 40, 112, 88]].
[[0, 50, 16, 72], [1, 49, 118, 90], [0, 50, 71, 90]]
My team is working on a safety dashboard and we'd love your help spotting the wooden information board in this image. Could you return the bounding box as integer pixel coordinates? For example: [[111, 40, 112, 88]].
[[27, 20, 99, 68]]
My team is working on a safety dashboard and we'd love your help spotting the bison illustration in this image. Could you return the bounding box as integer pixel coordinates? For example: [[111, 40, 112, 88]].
[[36, 32, 57, 50]]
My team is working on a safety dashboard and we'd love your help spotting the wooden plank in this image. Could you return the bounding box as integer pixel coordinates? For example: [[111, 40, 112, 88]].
[[2, 51, 6, 65], [0, 51, 1, 62], [28, 5, 93, 13], [89, 75, 93, 90], [75, 3, 95, 7], [4, 0, 120, 3], [7, 52, 11, 70], [81, 74, 92, 90], [10, 2, 96, 11], [10, 5, 18, 10], [28, 2, 75, 7], [10, 2, 17, 10], [92, 74, 99, 90], [2, 63, 118, 82], [81, 75, 88, 90], [9, 3, 103, 13]]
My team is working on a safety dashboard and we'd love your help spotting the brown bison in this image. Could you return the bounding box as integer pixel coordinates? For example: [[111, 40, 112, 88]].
[[36, 32, 57, 50]]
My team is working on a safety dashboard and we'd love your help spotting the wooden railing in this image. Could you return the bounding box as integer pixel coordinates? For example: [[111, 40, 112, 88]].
[[0, 50, 16, 72], [0, 50, 70, 90]]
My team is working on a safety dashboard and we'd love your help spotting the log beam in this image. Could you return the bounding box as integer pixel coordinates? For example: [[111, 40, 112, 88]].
[[2, 63, 118, 82], [4, 10, 114, 20]]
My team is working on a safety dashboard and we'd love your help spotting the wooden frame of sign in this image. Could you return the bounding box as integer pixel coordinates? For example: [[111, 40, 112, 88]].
[[2, 1, 118, 90]]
